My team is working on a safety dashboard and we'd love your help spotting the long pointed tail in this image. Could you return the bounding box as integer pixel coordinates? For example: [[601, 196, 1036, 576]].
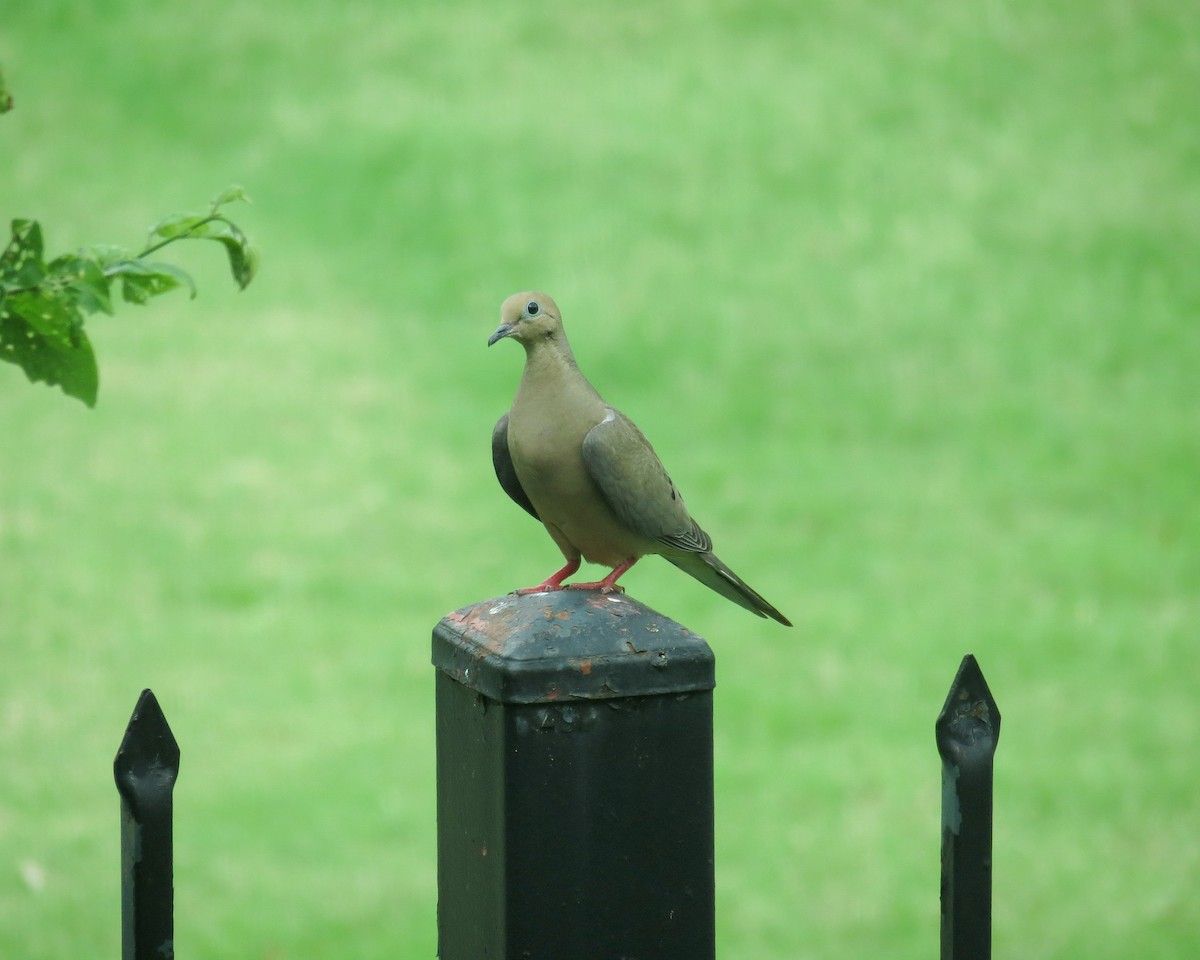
[[664, 551, 792, 626]]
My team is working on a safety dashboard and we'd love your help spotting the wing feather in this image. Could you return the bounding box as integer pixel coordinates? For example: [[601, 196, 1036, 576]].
[[492, 413, 539, 520], [581, 409, 712, 553]]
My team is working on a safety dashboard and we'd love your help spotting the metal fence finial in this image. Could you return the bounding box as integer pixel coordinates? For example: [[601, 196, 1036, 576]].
[[936, 654, 1000, 960], [114, 689, 180, 960]]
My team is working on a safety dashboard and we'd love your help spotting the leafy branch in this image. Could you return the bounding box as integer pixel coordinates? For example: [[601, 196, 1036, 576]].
[[0, 186, 258, 407]]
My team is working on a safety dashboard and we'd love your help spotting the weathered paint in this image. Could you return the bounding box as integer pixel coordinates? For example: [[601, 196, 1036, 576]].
[[433, 588, 714, 704]]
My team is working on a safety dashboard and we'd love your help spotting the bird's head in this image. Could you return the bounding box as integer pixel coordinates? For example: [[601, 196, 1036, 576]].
[[488, 291, 562, 347]]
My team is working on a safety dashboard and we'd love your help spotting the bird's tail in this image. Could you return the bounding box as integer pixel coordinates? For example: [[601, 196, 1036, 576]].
[[664, 551, 792, 626]]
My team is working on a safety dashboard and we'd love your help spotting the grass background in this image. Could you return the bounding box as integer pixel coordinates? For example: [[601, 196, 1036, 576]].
[[2, 1, 1197, 956]]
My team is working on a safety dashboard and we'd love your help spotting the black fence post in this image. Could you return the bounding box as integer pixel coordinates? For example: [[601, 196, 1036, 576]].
[[113, 689, 180, 960], [936, 654, 1001, 960], [433, 589, 716, 960]]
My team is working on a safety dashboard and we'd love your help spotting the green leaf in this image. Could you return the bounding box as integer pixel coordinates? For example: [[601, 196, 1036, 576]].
[[187, 218, 257, 289], [73, 260, 115, 315], [210, 184, 250, 210], [7, 290, 81, 346], [220, 235, 257, 290], [81, 243, 133, 270], [0, 300, 98, 406], [0, 66, 12, 115], [2, 187, 256, 406], [2, 219, 46, 287], [146, 212, 209, 245], [138, 212, 257, 290], [47, 254, 115, 316], [178, 217, 240, 243], [109, 259, 197, 303]]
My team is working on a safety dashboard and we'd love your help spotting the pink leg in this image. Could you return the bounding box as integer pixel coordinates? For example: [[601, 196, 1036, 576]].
[[566, 557, 639, 594], [515, 557, 581, 595]]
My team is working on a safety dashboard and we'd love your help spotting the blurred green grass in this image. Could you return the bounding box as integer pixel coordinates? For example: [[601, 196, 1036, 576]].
[[2, 1, 1197, 957]]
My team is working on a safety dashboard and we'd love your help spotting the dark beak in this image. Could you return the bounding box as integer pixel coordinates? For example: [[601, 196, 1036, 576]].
[[487, 323, 514, 347]]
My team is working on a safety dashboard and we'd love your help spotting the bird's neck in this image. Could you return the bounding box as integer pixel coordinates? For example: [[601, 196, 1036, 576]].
[[520, 330, 579, 380], [516, 332, 602, 407]]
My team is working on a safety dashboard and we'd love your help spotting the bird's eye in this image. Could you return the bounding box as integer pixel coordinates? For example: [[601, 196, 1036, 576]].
[[525, 300, 541, 317]]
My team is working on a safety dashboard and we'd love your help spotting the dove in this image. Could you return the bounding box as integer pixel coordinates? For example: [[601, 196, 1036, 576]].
[[488, 291, 791, 626]]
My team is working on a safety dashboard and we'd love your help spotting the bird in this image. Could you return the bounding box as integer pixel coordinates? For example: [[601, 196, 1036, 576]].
[[488, 291, 791, 626]]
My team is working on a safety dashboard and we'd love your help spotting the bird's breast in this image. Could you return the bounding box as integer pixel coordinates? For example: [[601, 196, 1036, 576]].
[[508, 418, 589, 499], [508, 412, 647, 566]]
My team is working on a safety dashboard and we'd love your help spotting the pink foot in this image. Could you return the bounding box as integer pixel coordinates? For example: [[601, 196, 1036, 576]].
[[515, 557, 581, 595], [566, 580, 626, 594], [565, 557, 638, 594]]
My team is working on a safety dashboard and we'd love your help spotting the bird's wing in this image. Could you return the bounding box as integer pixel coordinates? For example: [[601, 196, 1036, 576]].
[[492, 413, 539, 520], [581, 408, 712, 553]]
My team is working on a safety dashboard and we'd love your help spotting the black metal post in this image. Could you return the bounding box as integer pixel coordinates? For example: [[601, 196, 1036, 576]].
[[936, 654, 1001, 960], [433, 589, 716, 960], [114, 689, 180, 960]]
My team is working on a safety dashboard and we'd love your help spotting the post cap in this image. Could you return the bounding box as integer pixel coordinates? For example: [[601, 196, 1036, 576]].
[[432, 590, 715, 704]]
